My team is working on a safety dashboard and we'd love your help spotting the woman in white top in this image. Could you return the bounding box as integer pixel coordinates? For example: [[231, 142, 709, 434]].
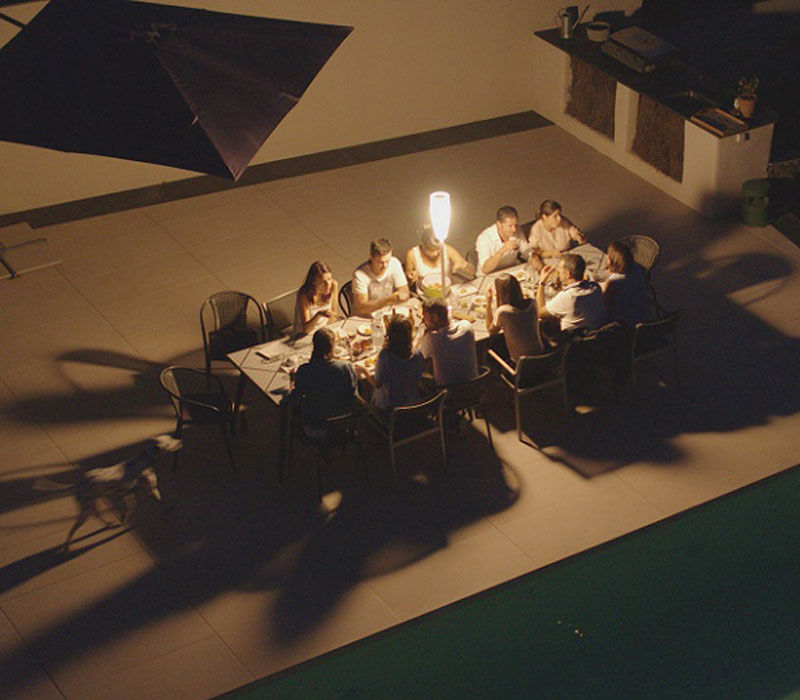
[[486, 273, 544, 363], [405, 224, 474, 291], [293, 260, 340, 335], [528, 200, 587, 270]]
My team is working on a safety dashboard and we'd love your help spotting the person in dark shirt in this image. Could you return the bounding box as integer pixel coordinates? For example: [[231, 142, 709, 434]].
[[287, 328, 358, 438]]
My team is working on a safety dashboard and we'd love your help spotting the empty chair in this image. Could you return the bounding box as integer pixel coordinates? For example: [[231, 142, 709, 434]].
[[437, 365, 494, 451], [263, 288, 298, 340], [566, 322, 627, 404], [338, 280, 354, 317], [286, 404, 365, 501], [369, 390, 448, 484], [617, 235, 661, 311], [488, 345, 570, 448], [159, 366, 236, 471], [200, 291, 266, 374], [630, 311, 680, 394]]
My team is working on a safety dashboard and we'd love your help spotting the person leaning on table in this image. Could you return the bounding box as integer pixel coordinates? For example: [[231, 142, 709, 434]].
[[286, 328, 359, 438], [419, 298, 478, 387], [475, 205, 531, 275], [485, 272, 544, 364], [293, 260, 340, 335], [369, 315, 425, 414], [600, 240, 651, 324], [527, 199, 587, 271], [405, 224, 475, 292], [537, 253, 606, 337], [352, 238, 409, 316]]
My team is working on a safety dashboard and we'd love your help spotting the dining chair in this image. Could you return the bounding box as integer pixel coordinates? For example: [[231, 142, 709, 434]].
[[369, 390, 448, 485], [338, 280, 354, 317], [200, 291, 266, 374], [617, 235, 662, 311], [465, 248, 478, 271], [286, 403, 366, 501], [630, 310, 680, 394], [437, 365, 494, 451], [159, 366, 236, 472], [263, 288, 298, 340], [488, 345, 570, 448], [565, 322, 627, 404]]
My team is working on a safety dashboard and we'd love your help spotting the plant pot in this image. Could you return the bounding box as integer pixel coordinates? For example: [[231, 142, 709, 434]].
[[735, 94, 757, 119]]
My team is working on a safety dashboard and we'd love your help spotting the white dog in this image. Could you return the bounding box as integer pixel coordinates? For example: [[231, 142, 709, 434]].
[[34, 434, 182, 549]]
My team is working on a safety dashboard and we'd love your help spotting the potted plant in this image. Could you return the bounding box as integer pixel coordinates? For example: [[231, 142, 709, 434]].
[[735, 76, 759, 119]]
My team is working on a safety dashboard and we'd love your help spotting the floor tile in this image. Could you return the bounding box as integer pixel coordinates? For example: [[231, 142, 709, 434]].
[[0, 609, 64, 700], [366, 528, 536, 621]]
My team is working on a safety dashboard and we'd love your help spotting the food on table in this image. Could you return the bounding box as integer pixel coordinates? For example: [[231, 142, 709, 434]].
[[351, 338, 372, 356], [513, 270, 525, 280], [362, 355, 377, 368], [357, 324, 372, 336], [421, 273, 451, 299]]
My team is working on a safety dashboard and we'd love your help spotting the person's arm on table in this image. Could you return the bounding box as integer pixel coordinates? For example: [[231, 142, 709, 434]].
[[537, 265, 556, 319], [447, 244, 475, 278], [481, 238, 518, 275]]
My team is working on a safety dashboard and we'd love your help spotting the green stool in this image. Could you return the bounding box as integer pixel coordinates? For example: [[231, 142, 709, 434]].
[[741, 178, 771, 226]]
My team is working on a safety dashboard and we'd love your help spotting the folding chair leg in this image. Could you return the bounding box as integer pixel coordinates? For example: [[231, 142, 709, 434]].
[[232, 373, 247, 436], [515, 394, 523, 444], [439, 427, 448, 473], [219, 424, 236, 472], [173, 420, 183, 471], [389, 445, 398, 486], [484, 415, 494, 451]]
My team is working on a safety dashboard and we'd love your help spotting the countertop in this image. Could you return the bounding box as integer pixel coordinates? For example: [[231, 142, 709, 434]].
[[535, 27, 777, 130]]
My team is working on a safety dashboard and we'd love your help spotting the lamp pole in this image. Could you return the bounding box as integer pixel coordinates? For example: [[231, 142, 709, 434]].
[[429, 191, 451, 299]]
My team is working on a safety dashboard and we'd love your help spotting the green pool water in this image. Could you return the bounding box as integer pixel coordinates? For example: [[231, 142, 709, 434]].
[[220, 465, 800, 699]]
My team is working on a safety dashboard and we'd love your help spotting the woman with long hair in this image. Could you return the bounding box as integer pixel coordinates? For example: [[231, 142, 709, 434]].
[[600, 240, 649, 323], [405, 223, 474, 290], [293, 260, 340, 335], [486, 273, 544, 362], [528, 199, 586, 269], [371, 315, 425, 411]]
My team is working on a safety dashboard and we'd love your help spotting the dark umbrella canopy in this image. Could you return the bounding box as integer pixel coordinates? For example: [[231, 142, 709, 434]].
[[0, 0, 352, 179]]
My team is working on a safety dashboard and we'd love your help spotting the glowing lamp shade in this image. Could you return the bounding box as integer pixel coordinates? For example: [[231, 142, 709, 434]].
[[429, 191, 451, 242]]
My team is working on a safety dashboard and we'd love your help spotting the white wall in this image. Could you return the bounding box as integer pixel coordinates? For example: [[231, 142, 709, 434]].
[[0, 0, 638, 214]]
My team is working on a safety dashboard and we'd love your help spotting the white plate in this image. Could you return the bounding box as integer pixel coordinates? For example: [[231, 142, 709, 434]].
[[357, 323, 372, 336]]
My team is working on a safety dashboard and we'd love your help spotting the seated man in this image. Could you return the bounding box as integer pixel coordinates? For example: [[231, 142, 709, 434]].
[[419, 298, 479, 387], [286, 328, 359, 438], [537, 253, 607, 334], [352, 238, 410, 316], [476, 205, 530, 275]]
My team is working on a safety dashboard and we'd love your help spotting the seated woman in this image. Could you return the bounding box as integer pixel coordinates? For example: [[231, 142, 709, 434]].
[[528, 200, 587, 270], [485, 273, 544, 363], [600, 240, 650, 324], [371, 315, 425, 413], [294, 261, 340, 335], [288, 328, 358, 438], [405, 224, 475, 291]]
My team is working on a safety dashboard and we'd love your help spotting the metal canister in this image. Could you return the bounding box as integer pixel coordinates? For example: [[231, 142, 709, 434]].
[[558, 10, 573, 39]]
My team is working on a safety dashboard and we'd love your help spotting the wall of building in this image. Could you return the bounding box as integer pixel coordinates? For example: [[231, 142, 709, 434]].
[[0, 0, 638, 214]]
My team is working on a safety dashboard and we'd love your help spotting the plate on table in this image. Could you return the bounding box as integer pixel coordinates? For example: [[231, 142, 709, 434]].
[[357, 324, 372, 336], [512, 269, 526, 281]]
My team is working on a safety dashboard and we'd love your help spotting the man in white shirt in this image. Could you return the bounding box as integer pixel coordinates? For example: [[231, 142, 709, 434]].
[[475, 205, 530, 275], [419, 298, 478, 386], [352, 238, 410, 316], [538, 253, 606, 333]]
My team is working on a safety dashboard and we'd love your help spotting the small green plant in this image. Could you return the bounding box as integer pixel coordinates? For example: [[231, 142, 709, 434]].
[[737, 76, 759, 98]]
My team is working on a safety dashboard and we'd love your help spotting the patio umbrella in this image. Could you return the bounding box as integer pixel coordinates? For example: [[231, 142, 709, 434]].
[[0, 0, 352, 179]]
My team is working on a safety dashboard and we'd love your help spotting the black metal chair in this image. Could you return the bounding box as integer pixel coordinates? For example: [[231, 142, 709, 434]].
[[617, 235, 662, 311], [338, 280, 354, 317], [565, 322, 628, 404], [200, 291, 266, 374], [159, 366, 236, 472], [263, 288, 298, 340], [488, 345, 570, 448], [286, 403, 366, 501], [437, 365, 494, 451], [631, 311, 680, 394], [369, 390, 448, 485]]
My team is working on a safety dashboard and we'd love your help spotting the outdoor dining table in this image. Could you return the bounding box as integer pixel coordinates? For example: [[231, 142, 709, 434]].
[[226, 241, 607, 474]]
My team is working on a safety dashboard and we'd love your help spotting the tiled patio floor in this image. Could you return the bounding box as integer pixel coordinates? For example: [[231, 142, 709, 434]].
[[1, 124, 799, 699]]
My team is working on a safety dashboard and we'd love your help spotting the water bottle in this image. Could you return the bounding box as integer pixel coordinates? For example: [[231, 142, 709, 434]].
[[371, 313, 384, 351]]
